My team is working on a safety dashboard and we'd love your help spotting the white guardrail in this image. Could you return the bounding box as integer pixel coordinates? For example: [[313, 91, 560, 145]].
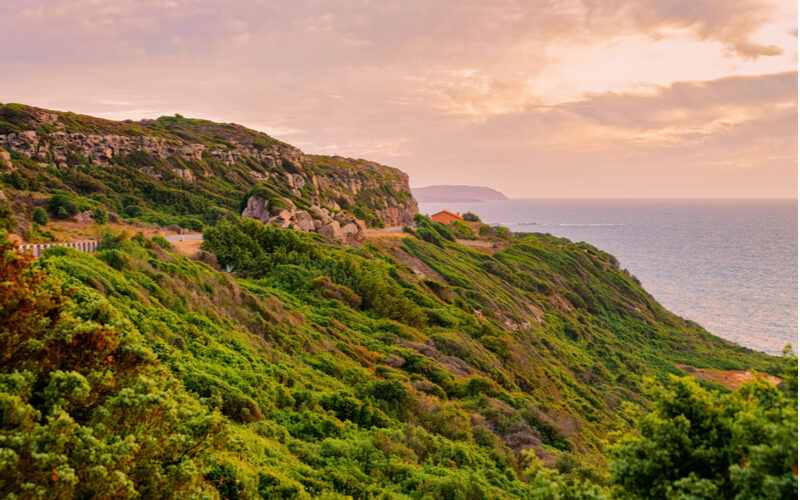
[[18, 240, 99, 258]]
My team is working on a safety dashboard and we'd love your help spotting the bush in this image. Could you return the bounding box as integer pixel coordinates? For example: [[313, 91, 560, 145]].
[[203, 206, 236, 227], [123, 204, 144, 218], [451, 220, 474, 239], [49, 192, 80, 219], [462, 211, 481, 222], [0, 233, 223, 498], [31, 206, 48, 225], [0, 202, 14, 231], [610, 374, 798, 500], [152, 235, 172, 249], [93, 207, 108, 224]]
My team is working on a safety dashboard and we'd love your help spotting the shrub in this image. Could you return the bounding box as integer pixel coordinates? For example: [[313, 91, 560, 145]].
[[152, 235, 172, 249], [462, 211, 481, 222], [31, 206, 48, 225], [0, 233, 223, 498], [203, 206, 236, 226], [93, 207, 108, 224], [610, 374, 798, 500], [122, 205, 144, 218], [451, 219, 474, 239], [478, 225, 498, 238], [0, 202, 14, 231], [49, 192, 80, 219]]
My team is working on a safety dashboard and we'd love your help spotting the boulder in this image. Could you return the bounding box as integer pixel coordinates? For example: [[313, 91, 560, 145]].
[[310, 205, 332, 224], [318, 221, 342, 241], [74, 210, 94, 224], [293, 210, 315, 232], [242, 195, 269, 222], [273, 208, 295, 222], [334, 212, 350, 225], [340, 222, 366, 245], [171, 167, 195, 182]]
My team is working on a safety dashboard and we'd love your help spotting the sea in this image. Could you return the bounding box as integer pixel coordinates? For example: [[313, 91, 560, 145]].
[[419, 199, 798, 355]]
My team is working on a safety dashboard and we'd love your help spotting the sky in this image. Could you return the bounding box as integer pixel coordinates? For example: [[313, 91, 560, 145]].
[[0, 0, 797, 198]]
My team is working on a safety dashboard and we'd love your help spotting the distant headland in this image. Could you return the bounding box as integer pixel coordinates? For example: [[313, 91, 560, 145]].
[[412, 184, 508, 202]]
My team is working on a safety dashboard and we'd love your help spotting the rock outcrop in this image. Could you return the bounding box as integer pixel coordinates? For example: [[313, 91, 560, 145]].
[[0, 105, 418, 232], [242, 195, 367, 245]]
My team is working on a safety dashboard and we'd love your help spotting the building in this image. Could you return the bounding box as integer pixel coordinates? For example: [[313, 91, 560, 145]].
[[431, 210, 463, 225]]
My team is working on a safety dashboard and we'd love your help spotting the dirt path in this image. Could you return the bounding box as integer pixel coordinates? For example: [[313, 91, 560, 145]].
[[676, 364, 781, 389]]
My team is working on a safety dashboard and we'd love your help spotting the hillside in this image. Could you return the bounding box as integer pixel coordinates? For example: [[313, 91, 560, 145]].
[[0, 103, 417, 243], [412, 185, 509, 202], [0, 104, 793, 499]]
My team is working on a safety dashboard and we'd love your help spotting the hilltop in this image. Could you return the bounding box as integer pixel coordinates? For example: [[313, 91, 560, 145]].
[[0, 103, 417, 244], [412, 184, 509, 202]]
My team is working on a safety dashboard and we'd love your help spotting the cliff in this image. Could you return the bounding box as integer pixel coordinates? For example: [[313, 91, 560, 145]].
[[0, 103, 417, 241]]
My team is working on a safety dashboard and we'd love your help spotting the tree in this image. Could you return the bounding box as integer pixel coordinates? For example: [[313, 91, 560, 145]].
[[0, 232, 224, 498], [462, 211, 481, 222], [31, 206, 48, 225], [609, 371, 797, 500]]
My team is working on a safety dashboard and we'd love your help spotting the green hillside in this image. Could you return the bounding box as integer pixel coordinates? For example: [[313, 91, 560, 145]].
[[1, 213, 792, 498]]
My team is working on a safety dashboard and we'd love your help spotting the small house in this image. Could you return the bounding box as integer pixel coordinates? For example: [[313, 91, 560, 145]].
[[431, 210, 463, 225]]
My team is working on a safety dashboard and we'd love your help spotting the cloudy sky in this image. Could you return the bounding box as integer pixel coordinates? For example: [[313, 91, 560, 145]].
[[1, 0, 796, 197]]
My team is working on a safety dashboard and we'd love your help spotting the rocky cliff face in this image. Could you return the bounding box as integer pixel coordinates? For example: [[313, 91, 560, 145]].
[[0, 104, 418, 235]]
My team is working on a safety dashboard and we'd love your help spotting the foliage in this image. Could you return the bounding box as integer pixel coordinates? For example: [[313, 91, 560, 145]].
[[524, 452, 609, 499], [0, 151, 787, 500], [609, 368, 797, 500], [451, 219, 475, 239], [49, 191, 81, 219], [31, 206, 49, 225], [0, 233, 223, 498], [462, 211, 481, 222], [93, 206, 108, 224], [0, 200, 14, 231]]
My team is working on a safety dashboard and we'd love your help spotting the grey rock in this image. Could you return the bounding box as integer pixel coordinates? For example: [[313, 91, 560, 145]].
[[341, 222, 367, 246], [242, 195, 269, 222], [293, 210, 315, 232], [318, 221, 342, 241], [171, 167, 195, 182], [74, 210, 94, 224]]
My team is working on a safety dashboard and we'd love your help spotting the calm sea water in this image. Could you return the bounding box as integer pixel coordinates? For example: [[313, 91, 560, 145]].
[[419, 199, 798, 355]]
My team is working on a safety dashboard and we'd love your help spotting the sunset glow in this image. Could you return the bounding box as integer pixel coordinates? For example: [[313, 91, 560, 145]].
[[1, 0, 796, 197]]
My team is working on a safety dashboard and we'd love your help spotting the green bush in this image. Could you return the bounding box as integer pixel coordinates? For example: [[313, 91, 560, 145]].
[[152, 235, 172, 249], [451, 219, 474, 239], [93, 207, 108, 224], [49, 192, 80, 219], [31, 206, 48, 225], [0, 202, 14, 231], [0, 234, 223, 498], [462, 211, 481, 222], [610, 372, 798, 500]]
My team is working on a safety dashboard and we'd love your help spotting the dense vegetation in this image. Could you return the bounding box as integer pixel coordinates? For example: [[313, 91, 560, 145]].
[[1, 211, 793, 498]]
